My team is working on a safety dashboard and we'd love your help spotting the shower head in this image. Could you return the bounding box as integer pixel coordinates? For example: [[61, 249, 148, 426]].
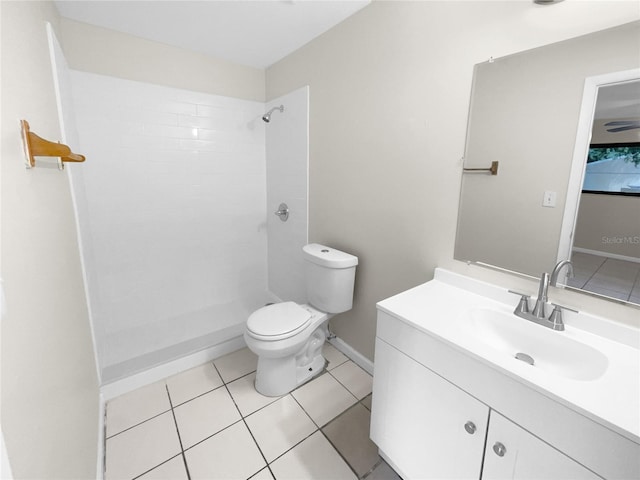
[[262, 105, 284, 123]]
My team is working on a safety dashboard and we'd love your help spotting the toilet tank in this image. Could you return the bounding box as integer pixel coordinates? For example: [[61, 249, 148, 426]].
[[303, 243, 358, 314]]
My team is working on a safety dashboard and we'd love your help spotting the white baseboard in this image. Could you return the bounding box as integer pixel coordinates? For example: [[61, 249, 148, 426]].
[[99, 330, 372, 402], [100, 336, 246, 401], [328, 336, 374, 376], [573, 247, 640, 264]]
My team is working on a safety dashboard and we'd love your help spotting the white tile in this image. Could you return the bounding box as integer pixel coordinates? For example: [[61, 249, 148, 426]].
[[323, 343, 348, 370], [213, 347, 258, 383], [185, 421, 266, 480], [174, 387, 241, 448], [330, 361, 373, 400], [227, 372, 281, 417], [245, 395, 316, 462], [292, 373, 357, 427], [106, 381, 171, 437], [105, 412, 181, 480], [269, 431, 357, 480], [137, 455, 188, 479], [72, 73, 267, 372], [166, 362, 223, 406], [582, 284, 630, 301]]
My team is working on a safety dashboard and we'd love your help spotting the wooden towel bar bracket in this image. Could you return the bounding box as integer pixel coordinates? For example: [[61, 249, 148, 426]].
[[20, 120, 85, 170]]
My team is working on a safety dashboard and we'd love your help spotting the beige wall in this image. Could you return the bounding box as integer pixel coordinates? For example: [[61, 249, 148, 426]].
[[456, 24, 639, 277], [0, 1, 99, 478], [574, 120, 640, 258], [574, 194, 640, 258], [60, 17, 265, 102], [266, 1, 640, 360]]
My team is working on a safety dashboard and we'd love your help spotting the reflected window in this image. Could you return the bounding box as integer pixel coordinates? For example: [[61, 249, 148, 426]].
[[583, 142, 640, 195]]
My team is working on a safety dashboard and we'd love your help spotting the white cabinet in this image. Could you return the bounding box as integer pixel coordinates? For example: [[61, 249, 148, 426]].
[[483, 411, 599, 480], [371, 336, 602, 480], [370, 338, 489, 479], [372, 274, 639, 480]]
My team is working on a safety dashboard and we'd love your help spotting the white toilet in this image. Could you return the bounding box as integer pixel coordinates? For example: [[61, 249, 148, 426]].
[[244, 243, 358, 396]]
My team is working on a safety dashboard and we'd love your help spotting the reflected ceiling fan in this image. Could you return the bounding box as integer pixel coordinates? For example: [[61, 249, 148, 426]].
[[604, 120, 640, 132]]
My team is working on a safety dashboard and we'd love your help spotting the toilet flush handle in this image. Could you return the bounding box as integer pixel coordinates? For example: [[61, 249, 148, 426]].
[[274, 203, 289, 222]]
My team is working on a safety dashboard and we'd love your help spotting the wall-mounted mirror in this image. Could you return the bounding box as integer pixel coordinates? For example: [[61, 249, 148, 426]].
[[455, 21, 640, 305]]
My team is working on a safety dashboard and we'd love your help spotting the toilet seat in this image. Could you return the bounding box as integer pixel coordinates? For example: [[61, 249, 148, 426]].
[[246, 302, 312, 340]]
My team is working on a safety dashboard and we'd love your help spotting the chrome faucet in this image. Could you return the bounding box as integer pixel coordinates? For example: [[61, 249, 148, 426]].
[[532, 272, 550, 319], [550, 260, 574, 287], [509, 270, 577, 331]]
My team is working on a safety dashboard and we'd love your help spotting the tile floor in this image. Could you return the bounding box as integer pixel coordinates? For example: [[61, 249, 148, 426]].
[[104, 344, 401, 480], [569, 252, 640, 303]]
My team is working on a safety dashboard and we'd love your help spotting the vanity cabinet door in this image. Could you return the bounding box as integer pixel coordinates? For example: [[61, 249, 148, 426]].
[[370, 338, 489, 480], [482, 411, 600, 480]]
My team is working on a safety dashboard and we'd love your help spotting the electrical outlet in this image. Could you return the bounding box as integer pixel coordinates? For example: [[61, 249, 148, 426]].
[[543, 191, 557, 207]]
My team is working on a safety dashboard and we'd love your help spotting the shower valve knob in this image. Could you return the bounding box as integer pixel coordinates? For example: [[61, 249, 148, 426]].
[[274, 203, 289, 222], [464, 421, 476, 434], [493, 442, 507, 457]]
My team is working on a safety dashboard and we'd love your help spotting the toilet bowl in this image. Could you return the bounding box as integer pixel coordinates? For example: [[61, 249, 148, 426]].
[[244, 244, 358, 397], [244, 302, 331, 396]]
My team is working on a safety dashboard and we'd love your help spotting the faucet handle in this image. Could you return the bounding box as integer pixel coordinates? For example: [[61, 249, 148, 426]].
[[550, 303, 578, 314], [508, 290, 530, 298], [548, 303, 578, 331], [508, 290, 531, 313]]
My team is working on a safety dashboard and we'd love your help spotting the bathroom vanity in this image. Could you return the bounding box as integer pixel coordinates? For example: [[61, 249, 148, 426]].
[[370, 269, 640, 480]]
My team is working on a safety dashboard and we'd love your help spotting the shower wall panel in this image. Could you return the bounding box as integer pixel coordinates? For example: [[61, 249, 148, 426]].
[[266, 86, 309, 303], [70, 72, 268, 381]]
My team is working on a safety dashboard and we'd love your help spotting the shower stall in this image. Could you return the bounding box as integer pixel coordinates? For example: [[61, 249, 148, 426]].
[[50, 30, 309, 384]]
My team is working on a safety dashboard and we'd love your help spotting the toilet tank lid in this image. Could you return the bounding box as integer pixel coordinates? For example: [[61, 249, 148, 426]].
[[303, 244, 358, 268]]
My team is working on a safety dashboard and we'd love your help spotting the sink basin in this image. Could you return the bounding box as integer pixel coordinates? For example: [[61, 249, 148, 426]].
[[470, 308, 609, 381]]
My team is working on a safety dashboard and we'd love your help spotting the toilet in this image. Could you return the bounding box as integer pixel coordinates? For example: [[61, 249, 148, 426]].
[[244, 243, 358, 396]]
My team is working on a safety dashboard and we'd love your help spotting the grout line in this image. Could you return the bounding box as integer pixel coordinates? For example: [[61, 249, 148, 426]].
[[318, 428, 363, 480], [287, 382, 363, 478], [266, 427, 320, 466], [289, 388, 322, 430], [131, 454, 184, 480], [360, 458, 386, 479], [247, 466, 273, 480], [181, 418, 246, 452], [627, 265, 640, 302], [165, 384, 192, 480], [212, 362, 276, 479], [319, 400, 380, 478], [105, 408, 173, 440], [359, 394, 372, 412], [327, 362, 371, 402], [170, 383, 226, 408]]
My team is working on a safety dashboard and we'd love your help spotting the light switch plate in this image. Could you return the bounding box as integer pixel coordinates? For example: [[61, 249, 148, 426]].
[[543, 191, 557, 207]]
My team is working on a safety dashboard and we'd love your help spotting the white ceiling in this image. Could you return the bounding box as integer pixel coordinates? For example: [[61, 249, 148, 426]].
[[54, 0, 370, 69]]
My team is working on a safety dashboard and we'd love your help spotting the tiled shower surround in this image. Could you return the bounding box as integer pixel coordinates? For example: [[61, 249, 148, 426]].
[[70, 72, 272, 381]]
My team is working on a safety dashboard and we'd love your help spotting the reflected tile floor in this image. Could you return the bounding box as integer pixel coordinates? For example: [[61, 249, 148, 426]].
[[569, 252, 640, 303], [104, 344, 401, 480]]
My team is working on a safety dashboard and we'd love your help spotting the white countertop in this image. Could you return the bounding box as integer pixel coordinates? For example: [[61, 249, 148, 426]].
[[377, 268, 640, 444]]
